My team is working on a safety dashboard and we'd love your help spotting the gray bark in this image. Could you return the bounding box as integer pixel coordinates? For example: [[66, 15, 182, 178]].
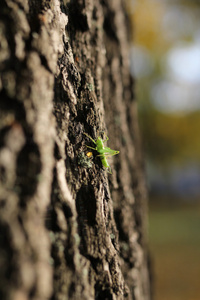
[[0, 0, 151, 299]]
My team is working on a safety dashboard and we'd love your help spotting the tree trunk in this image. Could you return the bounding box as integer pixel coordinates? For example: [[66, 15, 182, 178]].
[[0, 0, 151, 299]]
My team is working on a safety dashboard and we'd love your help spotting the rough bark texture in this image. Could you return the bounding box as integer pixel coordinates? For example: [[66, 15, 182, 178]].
[[0, 0, 150, 300]]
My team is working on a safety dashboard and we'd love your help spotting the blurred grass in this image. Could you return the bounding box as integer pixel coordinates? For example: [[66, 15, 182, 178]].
[[149, 200, 200, 300]]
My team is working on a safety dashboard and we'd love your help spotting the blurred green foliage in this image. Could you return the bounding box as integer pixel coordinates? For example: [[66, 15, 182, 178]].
[[139, 101, 200, 166], [129, 0, 200, 169]]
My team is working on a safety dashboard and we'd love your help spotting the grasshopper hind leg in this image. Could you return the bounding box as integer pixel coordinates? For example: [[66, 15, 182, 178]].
[[103, 135, 109, 142], [83, 132, 96, 145], [107, 166, 112, 174], [86, 145, 96, 151]]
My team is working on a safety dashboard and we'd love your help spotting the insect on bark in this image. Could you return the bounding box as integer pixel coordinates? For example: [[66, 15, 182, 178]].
[[84, 133, 119, 174]]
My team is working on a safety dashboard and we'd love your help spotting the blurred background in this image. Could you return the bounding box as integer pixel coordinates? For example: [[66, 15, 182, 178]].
[[128, 0, 200, 299]]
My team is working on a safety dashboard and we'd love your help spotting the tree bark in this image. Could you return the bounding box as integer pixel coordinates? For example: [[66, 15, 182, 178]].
[[0, 0, 151, 299]]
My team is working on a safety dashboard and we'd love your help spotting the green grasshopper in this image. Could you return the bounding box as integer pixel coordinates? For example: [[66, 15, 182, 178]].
[[84, 133, 119, 174]]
